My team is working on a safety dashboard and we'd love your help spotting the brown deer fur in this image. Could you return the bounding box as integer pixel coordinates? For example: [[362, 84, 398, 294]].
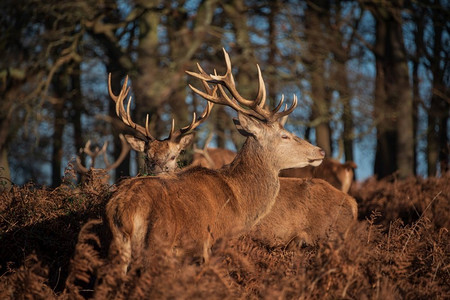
[[106, 113, 325, 273], [190, 149, 357, 194], [250, 177, 358, 247], [191, 147, 236, 169], [279, 158, 357, 193]]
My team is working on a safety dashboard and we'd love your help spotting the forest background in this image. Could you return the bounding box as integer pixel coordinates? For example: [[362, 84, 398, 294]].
[[0, 0, 448, 189]]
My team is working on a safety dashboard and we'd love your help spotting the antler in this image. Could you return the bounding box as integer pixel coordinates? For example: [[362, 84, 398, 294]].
[[76, 134, 131, 173], [186, 48, 297, 123], [75, 139, 108, 173], [108, 73, 155, 141], [193, 132, 215, 168], [108, 73, 213, 142], [103, 134, 131, 171], [168, 77, 214, 141]]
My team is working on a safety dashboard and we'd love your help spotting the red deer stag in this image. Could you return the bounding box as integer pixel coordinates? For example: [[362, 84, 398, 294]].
[[75, 134, 130, 183], [105, 49, 325, 274], [108, 74, 213, 175]]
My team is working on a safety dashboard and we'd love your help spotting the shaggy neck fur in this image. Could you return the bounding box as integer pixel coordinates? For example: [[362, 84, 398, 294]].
[[221, 137, 281, 226]]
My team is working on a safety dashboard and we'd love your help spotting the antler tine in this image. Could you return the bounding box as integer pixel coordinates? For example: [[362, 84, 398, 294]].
[[82, 140, 99, 159], [75, 141, 92, 173], [186, 62, 263, 120], [208, 48, 262, 108], [169, 100, 214, 141], [76, 139, 105, 173], [108, 73, 155, 141], [168, 64, 216, 141], [187, 48, 297, 123], [103, 134, 131, 171], [272, 94, 298, 121]]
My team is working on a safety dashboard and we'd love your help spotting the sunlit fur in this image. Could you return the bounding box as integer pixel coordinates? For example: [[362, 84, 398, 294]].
[[106, 113, 324, 274], [190, 148, 236, 169], [125, 135, 193, 175], [251, 178, 358, 247], [189, 150, 358, 247], [279, 158, 357, 193]]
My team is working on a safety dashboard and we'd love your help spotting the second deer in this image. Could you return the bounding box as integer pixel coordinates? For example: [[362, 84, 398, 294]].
[[108, 74, 213, 175]]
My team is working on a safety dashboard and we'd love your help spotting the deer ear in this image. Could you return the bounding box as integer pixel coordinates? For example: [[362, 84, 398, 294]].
[[234, 112, 263, 137], [124, 134, 145, 152], [178, 133, 195, 149]]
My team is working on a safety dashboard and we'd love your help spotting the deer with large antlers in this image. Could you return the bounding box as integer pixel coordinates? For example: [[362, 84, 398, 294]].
[[105, 49, 325, 274], [108, 74, 213, 175]]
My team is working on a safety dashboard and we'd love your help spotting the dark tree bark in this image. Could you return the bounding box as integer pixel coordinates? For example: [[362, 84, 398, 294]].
[[370, 0, 414, 179], [304, 0, 332, 156], [427, 3, 449, 176], [51, 72, 68, 187]]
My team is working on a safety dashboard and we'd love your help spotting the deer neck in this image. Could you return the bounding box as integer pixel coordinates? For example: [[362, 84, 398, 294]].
[[223, 137, 280, 225]]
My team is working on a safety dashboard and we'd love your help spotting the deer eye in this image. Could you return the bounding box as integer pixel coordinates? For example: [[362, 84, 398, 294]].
[[170, 156, 176, 160], [281, 134, 289, 139]]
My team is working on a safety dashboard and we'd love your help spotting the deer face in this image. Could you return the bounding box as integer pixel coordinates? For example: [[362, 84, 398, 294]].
[[236, 112, 325, 170], [125, 134, 194, 175]]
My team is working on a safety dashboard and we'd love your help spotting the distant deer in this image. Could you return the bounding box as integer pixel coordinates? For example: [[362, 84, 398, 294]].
[[190, 133, 236, 169], [105, 49, 325, 274], [108, 74, 213, 175], [279, 158, 357, 193], [75, 134, 130, 184]]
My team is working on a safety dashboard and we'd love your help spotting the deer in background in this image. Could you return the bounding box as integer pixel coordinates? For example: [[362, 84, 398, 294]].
[[75, 134, 130, 184], [279, 158, 357, 193], [108, 74, 213, 175], [190, 133, 236, 169], [105, 49, 325, 274]]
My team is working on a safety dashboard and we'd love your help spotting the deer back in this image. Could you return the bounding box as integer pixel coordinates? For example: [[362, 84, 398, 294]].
[[251, 177, 358, 248]]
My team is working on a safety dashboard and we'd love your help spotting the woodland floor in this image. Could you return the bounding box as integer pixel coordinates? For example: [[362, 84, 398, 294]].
[[0, 168, 449, 299]]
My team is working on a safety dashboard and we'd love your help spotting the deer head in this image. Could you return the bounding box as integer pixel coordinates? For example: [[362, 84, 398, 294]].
[[108, 74, 213, 174], [186, 48, 325, 171]]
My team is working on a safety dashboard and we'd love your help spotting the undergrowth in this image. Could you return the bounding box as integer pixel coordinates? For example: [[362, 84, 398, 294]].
[[0, 171, 448, 299]]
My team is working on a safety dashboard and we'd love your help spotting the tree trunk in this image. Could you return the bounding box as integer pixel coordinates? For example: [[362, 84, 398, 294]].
[[372, 0, 414, 179], [427, 8, 448, 176], [51, 72, 68, 187], [305, 1, 332, 156]]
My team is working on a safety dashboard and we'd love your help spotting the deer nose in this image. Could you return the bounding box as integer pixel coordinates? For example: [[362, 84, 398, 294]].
[[319, 149, 326, 157]]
